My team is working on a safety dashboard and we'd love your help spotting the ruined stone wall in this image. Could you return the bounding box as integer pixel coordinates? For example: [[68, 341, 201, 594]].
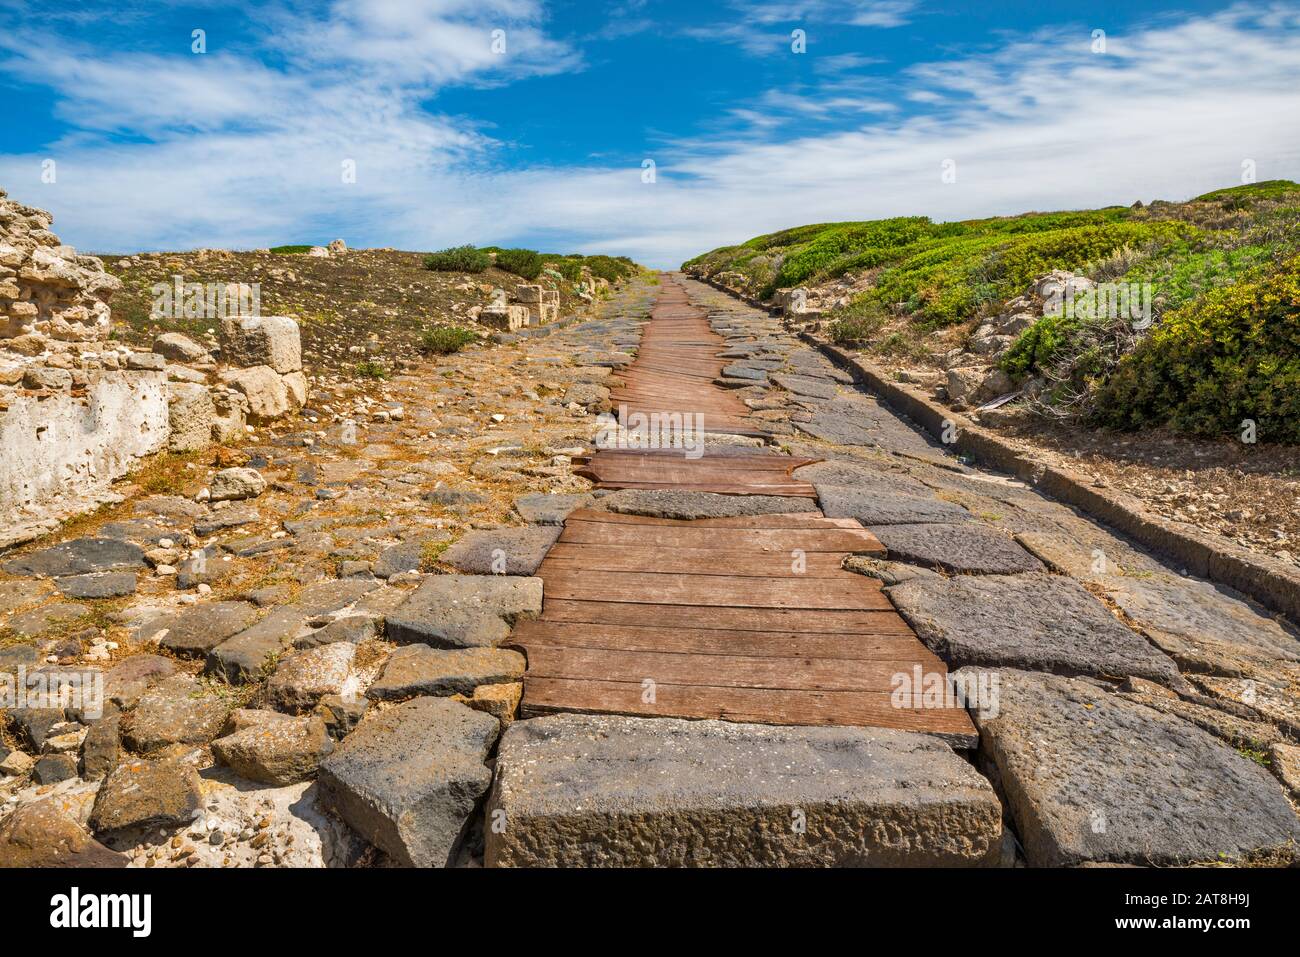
[[0, 188, 119, 343], [0, 189, 168, 543], [0, 369, 169, 546]]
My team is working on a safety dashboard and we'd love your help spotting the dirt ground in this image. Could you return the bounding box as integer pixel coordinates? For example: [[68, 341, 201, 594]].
[[99, 247, 591, 376]]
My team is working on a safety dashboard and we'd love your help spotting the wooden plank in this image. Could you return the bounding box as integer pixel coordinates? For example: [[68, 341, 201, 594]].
[[542, 543, 849, 577], [541, 600, 895, 633], [558, 520, 884, 553], [521, 676, 978, 738], [578, 451, 816, 471], [510, 620, 926, 658], [580, 481, 816, 496], [563, 509, 847, 529], [536, 566, 894, 609], [522, 645, 926, 692]]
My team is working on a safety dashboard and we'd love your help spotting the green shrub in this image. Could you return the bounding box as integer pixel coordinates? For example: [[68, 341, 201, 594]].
[[1092, 256, 1300, 441], [828, 298, 889, 345], [860, 220, 1196, 327], [419, 326, 478, 355], [353, 360, 388, 380], [493, 247, 544, 280], [269, 244, 312, 254], [584, 255, 636, 283], [424, 245, 491, 273], [551, 259, 584, 282]]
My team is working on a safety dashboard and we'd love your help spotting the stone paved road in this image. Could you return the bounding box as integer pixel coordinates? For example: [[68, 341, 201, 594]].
[[2, 273, 1298, 868]]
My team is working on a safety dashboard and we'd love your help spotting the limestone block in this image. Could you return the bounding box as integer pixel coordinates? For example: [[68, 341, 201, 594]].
[[219, 315, 302, 373], [167, 381, 215, 452]]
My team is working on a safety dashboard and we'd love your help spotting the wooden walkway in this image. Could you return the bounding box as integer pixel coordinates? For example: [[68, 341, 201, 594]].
[[608, 281, 766, 437], [511, 276, 977, 744]]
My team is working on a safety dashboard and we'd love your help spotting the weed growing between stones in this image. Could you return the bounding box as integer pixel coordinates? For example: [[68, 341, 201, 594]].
[[418, 326, 478, 356], [352, 360, 388, 380]]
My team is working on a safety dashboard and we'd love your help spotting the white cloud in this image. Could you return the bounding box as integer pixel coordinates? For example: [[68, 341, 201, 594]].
[[1, 2, 1298, 270]]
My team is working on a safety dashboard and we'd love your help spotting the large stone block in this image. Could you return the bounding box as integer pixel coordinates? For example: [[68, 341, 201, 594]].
[[964, 668, 1300, 866], [167, 381, 215, 452], [219, 364, 292, 422], [888, 572, 1180, 683], [480, 303, 529, 332], [212, 715, 335, 786], [318, 697, 499, 867], [219, 315, 301, 373], [438, 526, 561, 575], [0, 370, 168, 533], [385, 574, 543, 648], [366, 645, 525, 700], [0, 797, 127, 868], [486, 714, 1004, 867]]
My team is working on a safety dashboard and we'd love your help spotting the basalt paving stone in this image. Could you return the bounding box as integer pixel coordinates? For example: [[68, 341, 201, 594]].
[[597, 489, 819, 521], [385, 575, 543, 649], [795, 398, 948, 458], [888, 573, 1180, 684], [318, 696, 498, 867], [513, 492, 595, 525], [0, 578, 54, 616], [366, 645, 527, 700], [1102, 574, 1300, 679], [0, 643, 39, 668], [291, 578, 381, 617], [373, 535, 447, 579], [6, 601, 88, 637], [3, 537, 145, 577], [1014, 530, 1164, 582], [54, 572, 138, 599], [772, 373, 838, 400], [193, 507, 261, 537], [95, 520, 178, 544], [793, 407, 878, 446], [961, 668, 1300, 866], [485, 713, 1002, 867], [205, 607, 311, 683], [0, 798, 127, 868], [439, 527, 562, 576], [88, 755, 203, 842], [818, 485, 972, 526], [144, 601, 260, 658], [794, 460, 931, 497], [721, 364, 770, 381], [120, 674, 232, 752], [868, 523, 1044, 575]]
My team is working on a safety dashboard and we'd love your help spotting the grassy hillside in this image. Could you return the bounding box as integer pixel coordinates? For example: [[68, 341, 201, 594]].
[[684, 181, 1300, 441]]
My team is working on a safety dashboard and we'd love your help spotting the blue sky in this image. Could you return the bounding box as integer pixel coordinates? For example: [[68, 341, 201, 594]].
[[2, 0, 1299, 267]]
